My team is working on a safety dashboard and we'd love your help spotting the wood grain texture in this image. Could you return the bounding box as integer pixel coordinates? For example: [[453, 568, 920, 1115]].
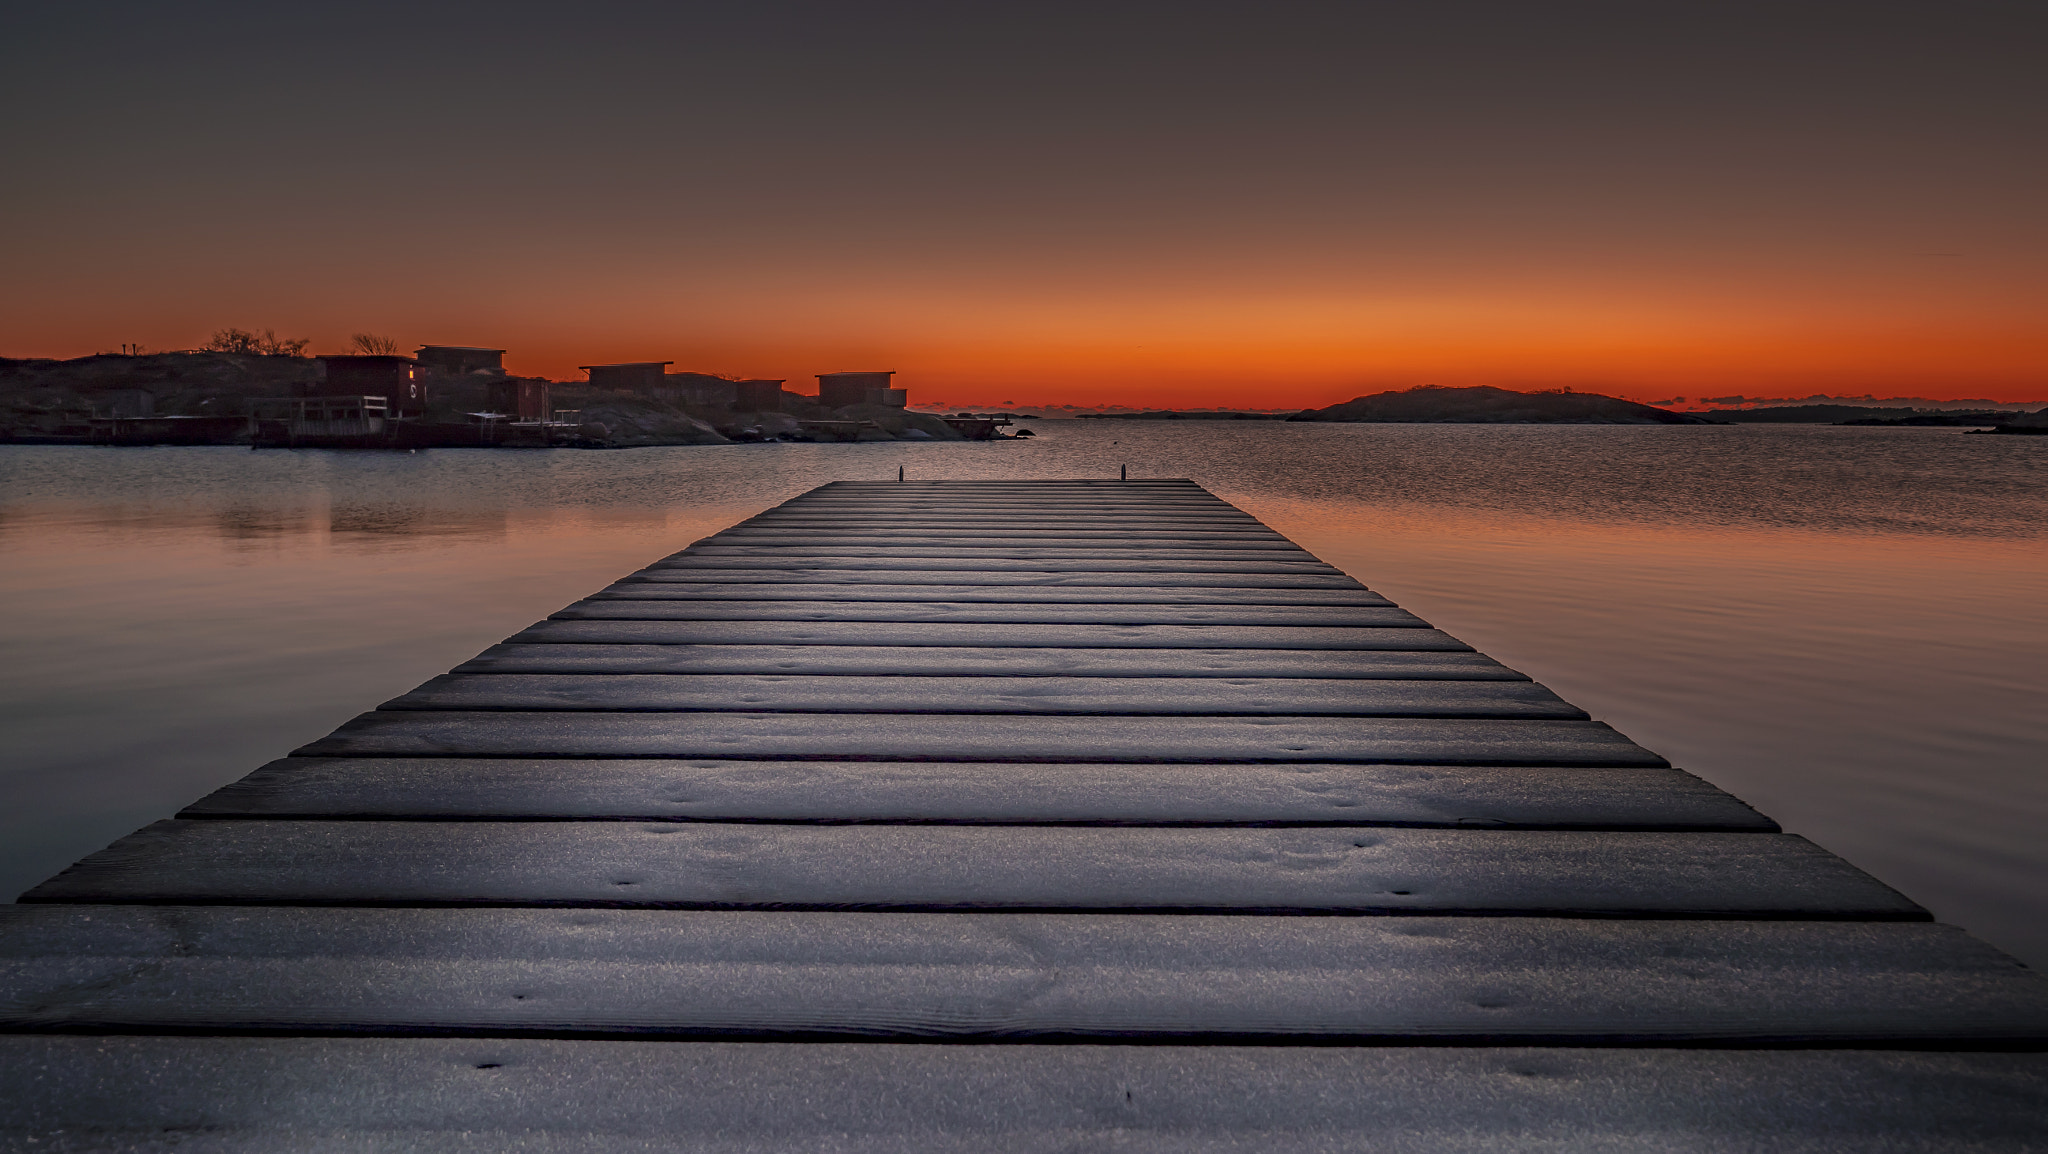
[[678, 547, 1327, 561], [737, 516, 1270, 528], [599, 583, 1393, 605], [182, 759, 1776, 829], [548, 601, 1428, 627], [648, 557, 1349, 574], [22, 822, 1911, 916], [717, 527, 1290, 540], [507, 620, 1469, 649], [625, 569, 1370, 588], [697, 540, 1309, 553], [765, 508, 1251, 518], [9, 909, 2027, 1040], [377, 674, 1585, 718], [292, 711, 1662, 764], [453, 644, 1522, 678], [5, 1038, 2044, 1150]]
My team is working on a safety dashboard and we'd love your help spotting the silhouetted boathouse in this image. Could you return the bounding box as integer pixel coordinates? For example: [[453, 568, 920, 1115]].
[[322, 355, 426, 416], [249, 395, 389, 447], [485, 379, 552, 422]]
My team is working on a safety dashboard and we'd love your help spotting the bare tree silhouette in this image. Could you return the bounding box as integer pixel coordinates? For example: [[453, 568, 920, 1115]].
[[349, 332, 400, 355], [204, 328, 311, 357]]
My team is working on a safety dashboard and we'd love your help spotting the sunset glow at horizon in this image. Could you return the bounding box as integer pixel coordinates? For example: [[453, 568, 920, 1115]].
[[4, 3, 2043, 408]]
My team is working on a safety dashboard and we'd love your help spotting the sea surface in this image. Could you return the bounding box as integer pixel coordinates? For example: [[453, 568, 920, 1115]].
[[2, 423, 2043, 964]]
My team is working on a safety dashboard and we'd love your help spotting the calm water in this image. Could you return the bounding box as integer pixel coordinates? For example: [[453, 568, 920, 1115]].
[[2, 424, 2043, 964]]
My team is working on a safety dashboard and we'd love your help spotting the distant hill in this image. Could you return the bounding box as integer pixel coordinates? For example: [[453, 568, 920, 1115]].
[[1707, 404, 1888, 423], [1290, 386, 1716, 425], [1076, 410, 1291, 420]]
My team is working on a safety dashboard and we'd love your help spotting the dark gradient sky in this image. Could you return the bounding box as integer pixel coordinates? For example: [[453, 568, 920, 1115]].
[[4, 1, 2044, 405]]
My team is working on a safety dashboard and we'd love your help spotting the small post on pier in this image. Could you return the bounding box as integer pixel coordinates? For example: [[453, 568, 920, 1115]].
[[1121, 463, 1127, 480], [898, 465, 904, 482]]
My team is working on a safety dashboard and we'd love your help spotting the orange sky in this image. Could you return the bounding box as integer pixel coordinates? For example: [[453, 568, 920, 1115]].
[[4, 4, 2044, 408]]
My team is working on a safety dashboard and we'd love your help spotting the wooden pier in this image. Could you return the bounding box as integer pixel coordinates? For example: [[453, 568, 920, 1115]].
[[4, 479, 2045, 1148]]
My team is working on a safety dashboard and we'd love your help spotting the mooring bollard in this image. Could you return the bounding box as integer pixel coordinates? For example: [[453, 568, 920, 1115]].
[[1121, 463, 1127, 480], [898, 465, 904, 482]]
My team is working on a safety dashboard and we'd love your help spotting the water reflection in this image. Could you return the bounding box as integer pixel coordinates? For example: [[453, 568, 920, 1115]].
[[328, 502, 508, 544], [215, 504, 322, 544], [0, 429, 2043, 969]]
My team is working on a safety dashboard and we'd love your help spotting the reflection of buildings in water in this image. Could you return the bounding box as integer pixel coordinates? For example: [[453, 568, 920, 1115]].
[[327, 502, 509, 547], [0, 503, 318, 547], [213, 504, 323, 547]]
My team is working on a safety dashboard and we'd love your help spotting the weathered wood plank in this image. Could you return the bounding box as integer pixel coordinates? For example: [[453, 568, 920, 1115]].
[[742, 520, 1270, 531], [772, 506, 1248, 516], [627, 569, 1370, 588], [777, 501, 1242, 512], [738, 515, 1270, 527], [549, 601, 1429, 627], [748, 491, 1236, 500], [727, 518, 1282, 531], [4, 1038, 2044, 1151], [794, 484, 1211, 488], [678, 547, 1324, 561], [293, 711, 1659, 764], [600, 583, 1393, 605], [787, 499, 1227, 506], [21, 823, 1908, 915], [795, 483, 1211, 489], [454, 644, 1522, 679], [776, 505, 1243, 512], [714, 529, 1291, 543], [686, 537, 1313, 552], [648, 557, 1348, 574], [753, 518, 1261, 528], [181, 759, 1776, 829], [508, 621, 1468, 649], [14, 910, 2028, 1042], [377, 675, 1584, 718], [796, 486, 1214, 496]]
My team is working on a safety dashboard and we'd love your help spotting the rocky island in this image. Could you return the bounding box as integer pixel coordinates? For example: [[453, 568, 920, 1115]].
[[1289, 385, 1717, 424]]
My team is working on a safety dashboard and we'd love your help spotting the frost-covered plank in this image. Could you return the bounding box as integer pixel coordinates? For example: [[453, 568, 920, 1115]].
[[183, 759, 1774, 829], [292, 711, 1657, 765], [20, 824, 1913, 915], [377, 674, 1582, 718]]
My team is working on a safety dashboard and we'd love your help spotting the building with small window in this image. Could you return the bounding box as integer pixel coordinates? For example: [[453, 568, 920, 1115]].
[[322, 355, 426, 416]]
